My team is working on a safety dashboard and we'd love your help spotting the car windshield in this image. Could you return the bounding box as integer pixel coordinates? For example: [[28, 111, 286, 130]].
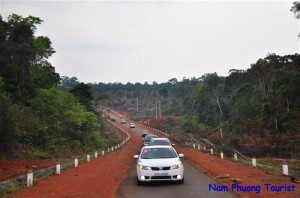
[[149, 140, 170, 146], [141, 148, 177, 159]]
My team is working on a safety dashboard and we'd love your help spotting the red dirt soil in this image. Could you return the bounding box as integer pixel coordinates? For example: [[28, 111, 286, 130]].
[[7, 113, 141, 198], [0, 119, 126, 184], [177, 147, 300, 198], [140, 118, 300, 198], [140, 116, 182, 129], [0, 160, 56, 182]]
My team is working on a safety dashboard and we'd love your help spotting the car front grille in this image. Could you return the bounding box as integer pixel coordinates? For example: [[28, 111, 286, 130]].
[[151, 167, 171, 171], [151, 176, 172, 179]]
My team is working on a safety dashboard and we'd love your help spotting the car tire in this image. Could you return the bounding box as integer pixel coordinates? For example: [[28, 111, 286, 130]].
[[178, 177, 184, 184], [137, 178, 143, 186]]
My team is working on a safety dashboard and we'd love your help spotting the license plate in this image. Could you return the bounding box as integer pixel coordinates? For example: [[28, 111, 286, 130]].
[[154, 172, 168, 176]]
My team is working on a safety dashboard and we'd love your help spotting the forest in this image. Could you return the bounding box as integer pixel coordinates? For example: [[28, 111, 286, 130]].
[[88, 53, 299, 157], [0, 14, 120, 159], [90, 53, 299, 135]]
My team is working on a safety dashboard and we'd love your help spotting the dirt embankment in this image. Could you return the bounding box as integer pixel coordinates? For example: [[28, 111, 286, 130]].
[[139, 116, 182, 129], [7, 115, 141, 198], [0, 160, 56, 183], [177, 147, 300, 198], [138, 120, 300, 198]]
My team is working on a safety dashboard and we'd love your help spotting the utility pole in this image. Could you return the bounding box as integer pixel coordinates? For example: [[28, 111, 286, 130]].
[[155, 101, 158, 118], [159, 101, 161, 117], [136, 98, 139, 111]]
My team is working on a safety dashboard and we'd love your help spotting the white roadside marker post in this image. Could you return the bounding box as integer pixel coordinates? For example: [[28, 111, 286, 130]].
[[282, 163, 289, 176], [27, 171, 33, 187], [87, 154, 90, 162], [193, 144, 195, 149], [210, 148, 213, 155], [102, 151, 104, 156], [252, 157, 256, 167], [56, 164, 61, 175], [198, 145, 200, 150], [234, 153, 238, 161], [95, 152, 98, 158], [186, 142, 188, 146], [204, 146, 206, 151], [74, 158, 78, 167], [220, 152, 224, 159]]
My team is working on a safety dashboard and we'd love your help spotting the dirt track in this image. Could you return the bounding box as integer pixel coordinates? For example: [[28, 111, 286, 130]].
[[6, 111, 300, 198]]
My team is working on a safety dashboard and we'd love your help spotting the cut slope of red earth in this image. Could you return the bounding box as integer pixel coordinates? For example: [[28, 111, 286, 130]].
[[177, 147, 300, 198], [140, 116, 182, 128], [139, 117, 300, 198], [8, 117, 141, 198], [0, 160, 56, 182]]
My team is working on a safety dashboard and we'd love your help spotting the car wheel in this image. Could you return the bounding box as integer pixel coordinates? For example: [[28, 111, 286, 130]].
[[137, 178, 143, 186], [178, 177, 184, 184]]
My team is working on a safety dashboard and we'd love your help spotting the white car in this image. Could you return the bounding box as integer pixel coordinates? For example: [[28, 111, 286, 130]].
[[130, 123, 136, 128], [121, 119, 126, 124], [134, 145, 184, 185]]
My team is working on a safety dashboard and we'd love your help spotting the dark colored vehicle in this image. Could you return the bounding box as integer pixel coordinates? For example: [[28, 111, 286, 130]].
[[148, 138, 172, 146], [141, 130, 149, 137], [143, 134, 158, 146]]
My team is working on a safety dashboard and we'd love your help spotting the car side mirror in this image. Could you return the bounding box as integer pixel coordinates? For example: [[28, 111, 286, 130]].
[[133, 155, 139, 159], [144, 143, 149, 146], [172, 143, 175, 146], [178, 154, 184, 158]]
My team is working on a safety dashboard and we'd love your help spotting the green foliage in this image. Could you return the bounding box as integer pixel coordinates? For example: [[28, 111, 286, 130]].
[[59, 76, 79, 92], [0, 14, 59, 102], [176, 115, 199, 134], [0, 92, 18, 157], [0, 14, 121, 159], [291, 1, 300, 19], [70, 83, 93, 111]]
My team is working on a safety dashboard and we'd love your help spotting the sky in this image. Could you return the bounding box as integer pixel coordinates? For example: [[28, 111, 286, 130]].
[[1, 0, 299, 84]]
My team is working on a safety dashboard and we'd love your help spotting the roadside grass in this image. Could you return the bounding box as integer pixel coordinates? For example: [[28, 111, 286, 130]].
[[0, 185, 20, 198], [208, 150, 300, 180]]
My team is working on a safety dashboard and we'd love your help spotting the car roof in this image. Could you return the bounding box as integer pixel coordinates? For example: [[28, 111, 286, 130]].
[[143, 145, 173, 149], [145, 134, 157, 137], [150, 138, 169, 141]]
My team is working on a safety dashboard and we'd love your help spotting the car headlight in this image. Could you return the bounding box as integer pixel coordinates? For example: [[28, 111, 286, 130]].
[[139, 163, 151, 170], [171, 162, 182, 169]]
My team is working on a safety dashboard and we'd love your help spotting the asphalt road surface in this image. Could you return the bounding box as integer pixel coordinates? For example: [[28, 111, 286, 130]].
[[116, 127, 237, 198]]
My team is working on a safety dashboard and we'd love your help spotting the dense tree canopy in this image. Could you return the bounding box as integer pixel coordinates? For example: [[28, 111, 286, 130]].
[[0, 14, 119, 159]]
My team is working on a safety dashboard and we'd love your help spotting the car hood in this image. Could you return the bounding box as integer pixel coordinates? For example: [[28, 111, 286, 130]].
[[139, 158, 180, 167]]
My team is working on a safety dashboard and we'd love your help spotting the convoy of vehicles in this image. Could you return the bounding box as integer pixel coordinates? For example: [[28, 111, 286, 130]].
[[127, 119, 185, 185]]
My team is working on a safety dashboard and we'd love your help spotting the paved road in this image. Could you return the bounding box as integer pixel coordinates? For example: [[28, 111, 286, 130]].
[[116, 126, 237, 198]]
